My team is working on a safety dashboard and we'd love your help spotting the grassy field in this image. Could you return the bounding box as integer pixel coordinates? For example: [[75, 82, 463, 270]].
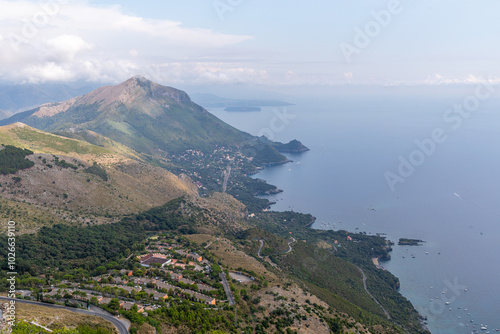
[[190, 235, 279, 284], [11, 302, 118, 333]]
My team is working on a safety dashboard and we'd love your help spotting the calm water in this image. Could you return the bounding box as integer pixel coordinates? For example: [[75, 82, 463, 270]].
[[208, 93, 500, 334]]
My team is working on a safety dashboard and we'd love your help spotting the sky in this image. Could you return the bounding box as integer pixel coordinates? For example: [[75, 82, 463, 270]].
[[0, 0, 499, 90]]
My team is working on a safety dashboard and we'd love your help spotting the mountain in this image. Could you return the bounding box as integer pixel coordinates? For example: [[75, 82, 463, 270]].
[[190, 92, 292, 109], [0, 82, 98, 115], [0, 123, 196, 232], [0, 76, 263, 156], [0, 110, 11, 120], [0, 88, 426, 334]]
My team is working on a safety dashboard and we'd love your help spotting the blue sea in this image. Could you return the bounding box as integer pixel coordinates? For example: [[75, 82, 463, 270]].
[[208, 90, 500, 334]]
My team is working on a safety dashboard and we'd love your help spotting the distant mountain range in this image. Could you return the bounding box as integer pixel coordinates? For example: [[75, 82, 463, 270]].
[[0, 82, 99, 117], [0, 76, 304, 161], [0, 110, 11, 120]]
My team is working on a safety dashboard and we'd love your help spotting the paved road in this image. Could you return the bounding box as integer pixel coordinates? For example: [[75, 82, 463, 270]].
[[284, 237, 296, 254], [0, 297, 129, 334], [355, 267, 391, 320], [257, 239, 264, 258], [219, 272, 235, 306]]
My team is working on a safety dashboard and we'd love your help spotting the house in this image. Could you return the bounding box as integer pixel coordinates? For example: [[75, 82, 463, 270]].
[[170, 273, 183, 281], [113, 277, 128, 285], [174, 263, 186, 270], [175, 250, 203, 262], [134, 277, 156, 286], [120, 301, 135, 311], [197, 283, 216, 293], [45, 289, 65, 298], [144, 288, 168, 300], [98, 297, 113, 305], [156, 281, 178, 293], [15, 290, 32, 298], [189, 253, 203, 262], [119, 285, 142, 294], [196, 294, 216, 305], [118, 269, 133, 277], [139, 253, 172, 268], [184, 290, 216, 305], [179, 277, 195, 285]]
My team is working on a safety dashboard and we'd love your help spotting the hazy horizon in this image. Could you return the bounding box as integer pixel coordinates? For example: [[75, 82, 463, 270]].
[[1, 0, 499, 89]]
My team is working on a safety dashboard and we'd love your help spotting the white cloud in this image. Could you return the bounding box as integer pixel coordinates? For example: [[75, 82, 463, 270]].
[[0, 1, 495, 87], [0, 0, 252, 84], [45, 34, 94, 62], [23, 62, 76, 83], [422, 73, 496, 85]]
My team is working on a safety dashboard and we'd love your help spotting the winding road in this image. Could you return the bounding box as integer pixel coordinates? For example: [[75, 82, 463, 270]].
[[0, 297, 129, 334], [284, 237, 296, 254], [257, 239, 264, 258], [355, 267, 391, 320]]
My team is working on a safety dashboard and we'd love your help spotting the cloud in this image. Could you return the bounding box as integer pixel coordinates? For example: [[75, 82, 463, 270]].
[[0, 0, 252, 84], [421, 73, 500, 85], [45, 34, 94, 62], [0, 1, 495, 87], [23, 62, 76, 83]]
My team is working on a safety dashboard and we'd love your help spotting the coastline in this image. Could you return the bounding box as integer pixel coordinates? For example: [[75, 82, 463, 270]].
[[253, 155, 431, 333], [263, 158, 293, 166], [371, 256, 386, 270]]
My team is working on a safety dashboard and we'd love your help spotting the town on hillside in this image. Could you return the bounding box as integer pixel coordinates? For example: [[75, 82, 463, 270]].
[[4, 235, 256, 320]]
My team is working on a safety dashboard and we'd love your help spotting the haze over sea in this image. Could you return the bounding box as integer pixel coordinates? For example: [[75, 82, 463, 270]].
[[208, 91, 500, 334]]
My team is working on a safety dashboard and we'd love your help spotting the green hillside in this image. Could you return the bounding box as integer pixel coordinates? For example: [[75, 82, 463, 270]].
[[0, 77, 289, 161]]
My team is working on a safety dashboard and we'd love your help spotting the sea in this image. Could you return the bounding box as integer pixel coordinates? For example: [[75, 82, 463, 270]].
[[208, 90, 500, 334]]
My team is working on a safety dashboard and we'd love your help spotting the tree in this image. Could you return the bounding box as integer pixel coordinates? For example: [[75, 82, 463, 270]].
[[95, 266, 107, 275], [108, 298, 120, 311]]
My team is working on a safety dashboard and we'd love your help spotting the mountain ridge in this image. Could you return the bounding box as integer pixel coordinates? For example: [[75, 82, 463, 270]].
[[0, 76, 304, 164], [0, 82, 98, 115]]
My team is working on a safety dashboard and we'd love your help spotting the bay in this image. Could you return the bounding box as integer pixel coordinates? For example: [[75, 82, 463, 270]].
[[208, 93, 500, 334]]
